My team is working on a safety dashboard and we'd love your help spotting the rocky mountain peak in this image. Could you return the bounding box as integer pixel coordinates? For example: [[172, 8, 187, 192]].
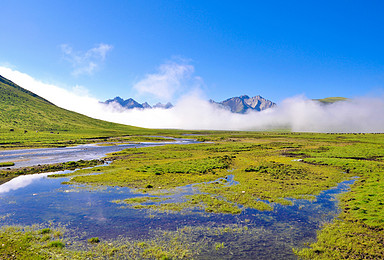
[[213, 95, 276, 113]]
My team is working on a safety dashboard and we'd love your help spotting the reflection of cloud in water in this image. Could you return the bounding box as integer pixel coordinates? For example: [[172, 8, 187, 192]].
[[0, 173, 50, 193]]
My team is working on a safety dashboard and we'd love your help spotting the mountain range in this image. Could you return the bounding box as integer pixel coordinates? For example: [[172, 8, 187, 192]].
[[210, 95, 276, 113], [102, 97, 173, 110], [103, 95, 276, 114]]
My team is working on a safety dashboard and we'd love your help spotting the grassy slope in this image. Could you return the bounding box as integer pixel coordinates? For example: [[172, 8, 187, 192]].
[[0, 75, 174, 147]]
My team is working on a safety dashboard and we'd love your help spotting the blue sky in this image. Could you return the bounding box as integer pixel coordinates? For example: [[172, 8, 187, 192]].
[[1, 0, 384, 104]]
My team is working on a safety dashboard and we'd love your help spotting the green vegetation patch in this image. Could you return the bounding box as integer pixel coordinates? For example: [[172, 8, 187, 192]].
[[113, 196, 169, 206], [128, 194, 243, 214], [0, 222, 302, 259], [294, 219, 384, 259], [0, 225, 65, 259], [0, 162, 14, 167], [137, 155, 232, 175], [313, 97, 349, 104]]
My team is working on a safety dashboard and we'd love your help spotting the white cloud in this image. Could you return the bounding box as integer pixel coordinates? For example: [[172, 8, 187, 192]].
[[1, 66, 384, 133], [60, 43, 113, 76], [133, 61, 195, 101]]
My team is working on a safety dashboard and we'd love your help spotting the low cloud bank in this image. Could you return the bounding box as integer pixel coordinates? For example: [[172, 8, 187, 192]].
[[1, 66, 384, 133]]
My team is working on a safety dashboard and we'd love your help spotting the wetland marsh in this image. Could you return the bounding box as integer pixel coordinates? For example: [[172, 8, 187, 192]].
[[1, 132, 384, 259]]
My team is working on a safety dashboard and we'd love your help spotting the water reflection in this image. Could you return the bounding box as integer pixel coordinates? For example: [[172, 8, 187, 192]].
[[0, 172, 51, 193]]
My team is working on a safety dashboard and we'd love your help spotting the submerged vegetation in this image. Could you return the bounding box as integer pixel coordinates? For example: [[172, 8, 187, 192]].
[[0, 222, 306, 259]]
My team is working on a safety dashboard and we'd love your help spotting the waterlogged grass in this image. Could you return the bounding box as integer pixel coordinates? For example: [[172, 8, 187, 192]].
[[126, 194, 244, 214], [289, 134, 384, 258], [0, 222, 304, 259], [60, 144, 234, 191], [112, 196, 170, 208], [0, 225, 66, 259], [51, 132, 384, 258], [294, 219, 384, 259], [4, 131, 384, 258], [59, 135, 354, 214]]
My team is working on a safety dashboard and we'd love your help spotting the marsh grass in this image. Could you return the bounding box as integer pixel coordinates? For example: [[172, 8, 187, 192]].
[[58, 137, 356, 214], [0, 222, 303, 259], [56, 132, 384, 258], [2, 131, 384, 258], [0, 225, 66, 259]]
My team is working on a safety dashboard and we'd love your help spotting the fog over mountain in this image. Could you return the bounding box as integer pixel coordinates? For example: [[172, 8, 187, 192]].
[[102, 97, 174, 110], [1, 66, 384, 133], [102, 95, 275, 114], [210, 95, 276, 113]]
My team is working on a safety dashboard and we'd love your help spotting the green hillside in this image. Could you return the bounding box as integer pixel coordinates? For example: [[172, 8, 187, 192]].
[[0, 75, 157, 147], [313, 97, 349, 104]]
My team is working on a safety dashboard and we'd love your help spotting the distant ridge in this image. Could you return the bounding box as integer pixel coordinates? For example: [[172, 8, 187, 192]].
[[313, 97, 349, 104], [102, 96, 174, 110]]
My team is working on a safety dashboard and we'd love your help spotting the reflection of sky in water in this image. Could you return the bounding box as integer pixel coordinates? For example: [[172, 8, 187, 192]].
[[0, 172, 52, 193], [0, 168, 355, 259]]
